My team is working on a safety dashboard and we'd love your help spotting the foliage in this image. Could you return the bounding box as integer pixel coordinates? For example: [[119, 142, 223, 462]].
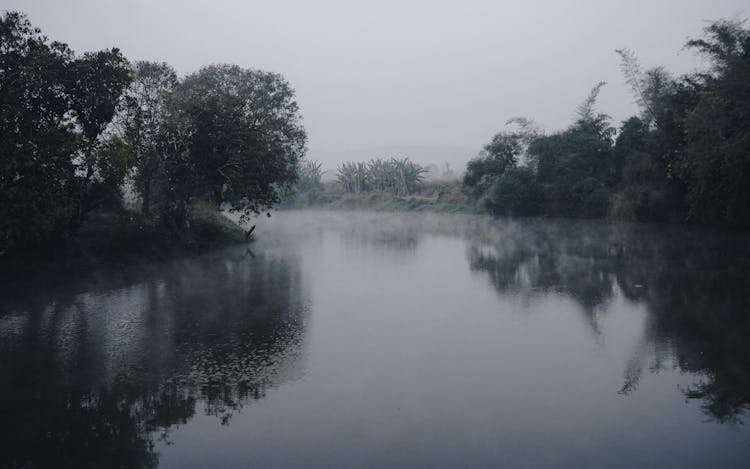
[[481, 167, 543, 216], [0, 11, 131, 252], [336, 158, 425, 195], [676, 19, 750, 225], [88, 135, 134, 208], [297, 159, 324, 192], [615, 49, 674, 126], [530, 84, 616, 216], [117, 61, 178, 216], [463, 132, 522, 198], [0, 12, 309, 255], [160, 64, 306, 225], [337, 161, 369, 193]]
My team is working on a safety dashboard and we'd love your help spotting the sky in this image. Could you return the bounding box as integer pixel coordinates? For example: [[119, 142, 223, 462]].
[[2, 0, 748, 164]]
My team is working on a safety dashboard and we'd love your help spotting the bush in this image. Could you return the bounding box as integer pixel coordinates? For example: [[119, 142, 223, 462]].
[[545, 177, 610, 218], [609, 185, 669, 221], [481, 167, 544, 216]]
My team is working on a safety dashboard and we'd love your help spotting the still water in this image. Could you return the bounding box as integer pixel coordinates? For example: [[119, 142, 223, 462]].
[[1, 211, 749, 468]]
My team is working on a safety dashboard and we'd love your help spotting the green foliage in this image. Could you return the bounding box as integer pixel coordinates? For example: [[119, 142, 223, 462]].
[[337, 161, 369, 193], [337, 158, 425, 195], [675, 19, 750, 225], [0, 11, 131, 252], [524, 84, 616, 218], [532, 84, 616, 189], [0, 12, 309, 254], [463, 133, 522, 198], [3, 8, 750, 248], [288, 159, 325, 206], [390, 158, 426, 196], [616, 49, 674, 126], [609, 185, 668, 221], [609, 20, 750, 226], [160, 64, 307, 225], [87, 136, 134, 208], [481, 167, 543, 216], [118, 61, 178, 216], [297, 160, 324, 192]]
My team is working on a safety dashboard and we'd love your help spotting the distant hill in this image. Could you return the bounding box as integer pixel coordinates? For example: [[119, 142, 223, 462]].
[[307, 145, 479, 180]]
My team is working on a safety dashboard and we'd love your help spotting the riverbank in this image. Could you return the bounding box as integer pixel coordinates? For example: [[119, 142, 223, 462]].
[[0, 202, 246, 275], [283, 180, 479, 214]]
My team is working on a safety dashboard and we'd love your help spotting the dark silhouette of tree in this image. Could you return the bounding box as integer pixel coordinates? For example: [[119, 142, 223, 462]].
[[0, 12, 131, 252]]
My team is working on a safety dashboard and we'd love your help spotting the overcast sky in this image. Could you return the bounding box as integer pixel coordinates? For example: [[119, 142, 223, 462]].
[[3, 0, 748, 161]]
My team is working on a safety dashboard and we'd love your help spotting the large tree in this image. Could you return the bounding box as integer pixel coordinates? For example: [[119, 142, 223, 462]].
[[677, 19, 750, 225], [161, 64, 306, 225], [0, 12, 130, 252], [117, 61, 178, 216], [527, 83, 616, 217]]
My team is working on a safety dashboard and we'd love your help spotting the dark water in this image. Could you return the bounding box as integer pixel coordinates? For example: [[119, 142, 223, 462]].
[[1, 211, 750, 468]]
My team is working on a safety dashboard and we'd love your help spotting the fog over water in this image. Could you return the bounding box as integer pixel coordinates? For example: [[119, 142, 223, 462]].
[[1, 211, 749, 468], [2, 0, 747, 164], [3, 2, 750, 466]]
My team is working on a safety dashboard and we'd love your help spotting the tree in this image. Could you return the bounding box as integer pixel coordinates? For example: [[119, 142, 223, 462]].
[[527, 83, 615, 216], [296, 159, 324, 193], [482, 166, 543, 216], [390, 158, 425, 196], [463, 133, 522, 198], [676, 19, 750, 225], [0, 12, 130, 252], [163, 64, 306, 225], [615, 49, 674, 127], [337, 161, 369, 193], [118, 61, 178, 217], [336, 158, 424, 195]]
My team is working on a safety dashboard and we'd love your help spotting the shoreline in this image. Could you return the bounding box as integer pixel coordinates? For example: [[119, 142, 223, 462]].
[[0, 204, 247, 277]]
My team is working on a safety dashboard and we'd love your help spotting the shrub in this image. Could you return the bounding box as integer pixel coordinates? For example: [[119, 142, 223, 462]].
[[481, 167, 544, 216]]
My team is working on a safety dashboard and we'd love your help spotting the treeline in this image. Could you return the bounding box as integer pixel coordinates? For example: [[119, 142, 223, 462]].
[[0, 12, 306, 254], [464, 19, 750, 227], [288, 158, 472, 213]]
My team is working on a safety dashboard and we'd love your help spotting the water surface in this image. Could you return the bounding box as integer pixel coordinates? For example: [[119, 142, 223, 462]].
[[1, 211, 749, 468]]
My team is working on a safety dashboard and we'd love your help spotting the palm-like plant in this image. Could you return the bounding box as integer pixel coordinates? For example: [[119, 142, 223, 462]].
[[337, 161, 369, 193], [337, 157, 425, 195], [390, 157, 426, 196], [297, 159, 323, 192]]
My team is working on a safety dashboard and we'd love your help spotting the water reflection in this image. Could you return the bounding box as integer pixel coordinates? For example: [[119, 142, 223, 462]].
[[336, 212, 422, 256], [0, 246, 308, 468], [2, 211, 750, 468], [466, 217, 750, 424]]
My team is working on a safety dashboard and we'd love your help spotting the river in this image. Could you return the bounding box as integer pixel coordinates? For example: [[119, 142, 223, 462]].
[[1, 210, 749, 468]]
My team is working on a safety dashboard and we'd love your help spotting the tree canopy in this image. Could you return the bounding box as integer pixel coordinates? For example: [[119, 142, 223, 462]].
[[464, 17, 750, 227], [0, 11, 131, 252], [0, 12, 308, 253], [163, 64, 306, 223]]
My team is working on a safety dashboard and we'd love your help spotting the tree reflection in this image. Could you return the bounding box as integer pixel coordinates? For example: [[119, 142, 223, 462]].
[[466, 219, 619, 334], [338, 215, 421, 256], [466, 218, 750, 423], [0, 246, 308, 468]]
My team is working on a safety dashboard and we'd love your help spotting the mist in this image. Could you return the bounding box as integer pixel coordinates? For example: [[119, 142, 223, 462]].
[[3, 2, 750, 467], [3, 0, 746, 166]]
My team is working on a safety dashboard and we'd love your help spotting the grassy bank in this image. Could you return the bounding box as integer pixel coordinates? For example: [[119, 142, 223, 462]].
[[0, 202, 246, 274], [284, 180, 479, 214]]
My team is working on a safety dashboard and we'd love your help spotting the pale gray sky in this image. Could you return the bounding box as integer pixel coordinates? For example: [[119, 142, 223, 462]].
[[3, 0, 747, 163]]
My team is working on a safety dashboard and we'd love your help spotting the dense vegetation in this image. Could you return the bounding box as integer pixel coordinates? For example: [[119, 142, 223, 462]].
[[0, 12, 306, 256], [337, 158, 426, 195], [287, 19, 749, 227], [286, 157, 474, 212], [462, 19, 750, 227], [3, 11, 749, 259]]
